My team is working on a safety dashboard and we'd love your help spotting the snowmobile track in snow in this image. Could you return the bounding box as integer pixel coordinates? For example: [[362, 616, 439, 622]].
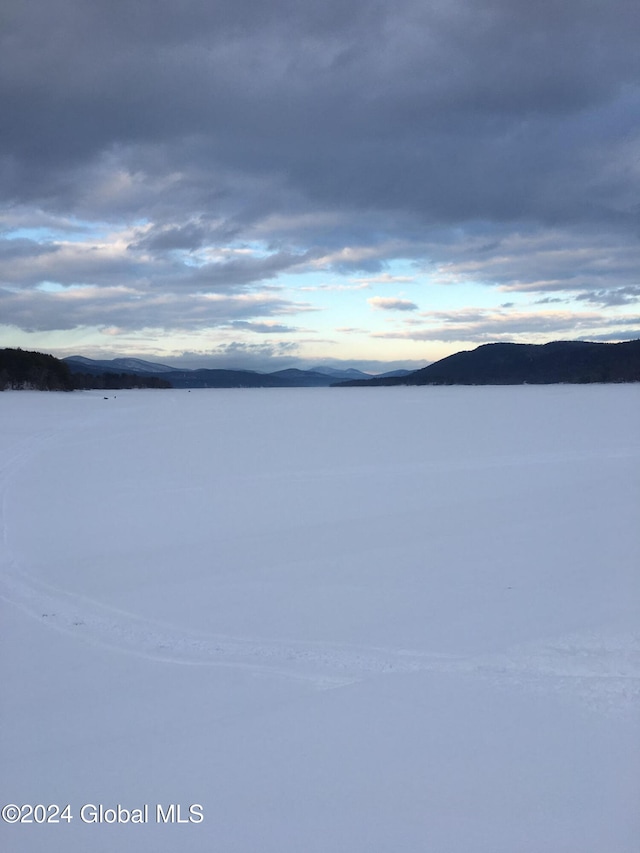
[[1, 562, 639, 712], [1, 396, 638, 710]]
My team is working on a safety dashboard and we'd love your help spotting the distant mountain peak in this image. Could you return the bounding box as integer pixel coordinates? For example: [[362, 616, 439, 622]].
[[309, 366, 372, 379], [64, 355, 180, 374]]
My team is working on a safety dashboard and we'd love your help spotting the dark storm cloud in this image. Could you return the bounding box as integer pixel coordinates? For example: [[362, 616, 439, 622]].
[[1, 0, 639, 345], [3, 0, 639, 228]]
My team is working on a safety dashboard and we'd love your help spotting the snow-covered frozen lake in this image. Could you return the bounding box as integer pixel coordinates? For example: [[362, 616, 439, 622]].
[[1, 385, 639, 852]]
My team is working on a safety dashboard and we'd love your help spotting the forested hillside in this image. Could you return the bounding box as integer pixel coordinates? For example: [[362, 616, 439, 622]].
[[0, 349, 171, 391], [0, 348, 73, 391]]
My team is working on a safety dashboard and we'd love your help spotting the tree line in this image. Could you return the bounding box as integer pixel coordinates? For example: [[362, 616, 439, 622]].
[[0, 348, 171, 391]]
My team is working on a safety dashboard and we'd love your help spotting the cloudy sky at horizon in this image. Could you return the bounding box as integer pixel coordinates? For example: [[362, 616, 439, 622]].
[[1, 0, 639, 371]]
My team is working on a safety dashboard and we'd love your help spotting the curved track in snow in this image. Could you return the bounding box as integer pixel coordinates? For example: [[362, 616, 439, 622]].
[[1, 398, 638, 709], [2, 561, 638, 711]]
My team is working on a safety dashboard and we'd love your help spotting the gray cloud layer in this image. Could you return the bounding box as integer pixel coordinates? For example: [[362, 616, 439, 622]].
[[1, 0, 639, 354], [4, 0, 638, 219]]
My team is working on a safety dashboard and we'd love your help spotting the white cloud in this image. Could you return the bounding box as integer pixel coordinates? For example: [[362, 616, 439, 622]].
[[371, 307, 640, 343], [368, 296, 419, 312]]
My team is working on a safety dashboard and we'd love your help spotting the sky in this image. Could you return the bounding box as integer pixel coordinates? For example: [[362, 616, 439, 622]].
[[1, 0, 639, 372]]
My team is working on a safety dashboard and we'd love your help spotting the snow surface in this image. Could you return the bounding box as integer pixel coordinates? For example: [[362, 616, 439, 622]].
[[1, 385, 639, 852]]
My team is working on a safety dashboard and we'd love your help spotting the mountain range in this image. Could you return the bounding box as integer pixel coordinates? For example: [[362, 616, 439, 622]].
[[63, 356, 395, 388], [6, 341, 637, 392], [337, 340, 640, 386]]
